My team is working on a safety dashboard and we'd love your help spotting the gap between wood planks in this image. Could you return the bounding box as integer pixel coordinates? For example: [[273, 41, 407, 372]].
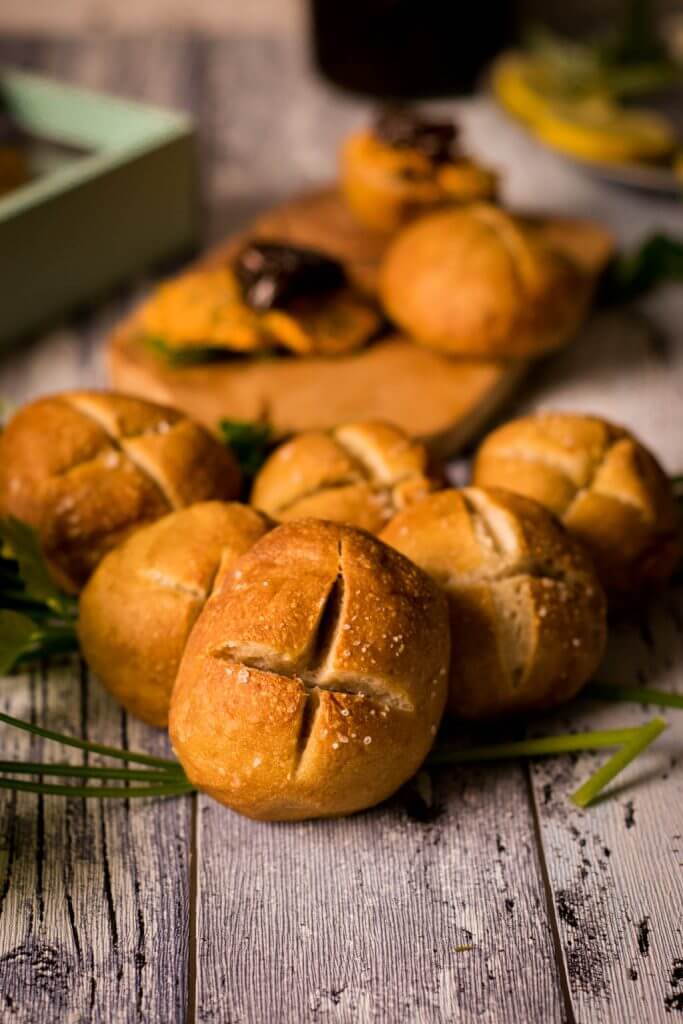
[[525, 768, 578, 1024], [187, 792, 198, 1024]]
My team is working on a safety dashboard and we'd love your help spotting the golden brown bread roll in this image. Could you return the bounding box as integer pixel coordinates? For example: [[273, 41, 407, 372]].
[[79, 502, 270, 726], [379, 204, 598, 359], [473, 413, 681, 598], [169, 519, 450, 820], [251, 420, 438, 532], [341, 125, 498, 234], [0, 391, 241, 590], [381, 487, 606, 719]]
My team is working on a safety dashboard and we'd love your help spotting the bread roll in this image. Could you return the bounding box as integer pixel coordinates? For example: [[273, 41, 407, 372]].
[[251, 420, 438, 532], [0, 391, 241, 590], [473, 412, 681, 597], [79, 502, 270, 726], [379, 204, 600, 359], [169, 519, 450, 820], [341, 128, 498, 234], [381, 487, 606, 719]]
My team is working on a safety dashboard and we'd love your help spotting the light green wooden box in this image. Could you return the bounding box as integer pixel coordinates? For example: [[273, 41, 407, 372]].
[[0, 68, 199, 347]]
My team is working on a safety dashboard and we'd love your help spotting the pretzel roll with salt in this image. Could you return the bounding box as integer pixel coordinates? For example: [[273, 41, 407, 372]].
[[381, 487, 606, 719], [251, 420, 438, 533], [79, 502, 270, 727], [0, 390, 241, 590], [169, 519, 450, 820], [473, 412, 681, 598]]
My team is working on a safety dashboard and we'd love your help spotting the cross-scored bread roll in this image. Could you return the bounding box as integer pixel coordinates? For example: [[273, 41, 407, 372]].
[[251, 420, 438, 533], [379, 204, 606, 359], [381, 487, 606, 719], [0, 391, 241, 590], [169, 519, 450, 820], [473, 413, 681, 597], [79, 502, 270, 726]]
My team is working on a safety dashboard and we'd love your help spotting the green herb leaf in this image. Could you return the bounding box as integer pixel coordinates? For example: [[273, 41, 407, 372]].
[[585, 682, 683, 711], [0, 761, 184, 782], [0, 778, 194, 799], [0, 710, 184, 770], [0, 610, 39, 674], [0, 518, 79, 673], [0, 517, 75, 617], [0, 712, 194, 800], [570, 716, 666, 807], [143, 336, 242, 367], [428, 717, 667, 808], [599, 234, 683, 306], [218, 418, 273, 483]]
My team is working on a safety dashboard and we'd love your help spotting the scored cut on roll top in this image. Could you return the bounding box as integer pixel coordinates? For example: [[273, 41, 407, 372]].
[[251, 419, 439, 533], [0, 390, 242, 590], [473, 412, 681, 598], [78, 502, 271, 727], [381, 487, 607, 719], [169, 519, 450, 821]]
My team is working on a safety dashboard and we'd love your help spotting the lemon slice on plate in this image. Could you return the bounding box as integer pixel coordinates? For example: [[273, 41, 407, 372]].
[[492, 53, 559, 125], [534, 96, 677, 164]]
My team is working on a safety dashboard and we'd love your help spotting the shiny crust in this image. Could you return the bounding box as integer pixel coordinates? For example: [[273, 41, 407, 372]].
[[0, 391, 241, 590], [473, 412, 681, 597], [381, 487, 606, 719], [251, 420, 438, 532], [379, 204, 607, 359], [78, 502, 270, 727], [169, 519, 450, 820]]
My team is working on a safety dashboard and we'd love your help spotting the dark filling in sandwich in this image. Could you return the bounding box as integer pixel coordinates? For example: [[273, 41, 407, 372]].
[[235, 241, 347, 312], [374, 107, 460, 165]]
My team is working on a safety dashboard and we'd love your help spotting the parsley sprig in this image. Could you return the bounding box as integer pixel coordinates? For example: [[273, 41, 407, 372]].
[[600, 235, 683, 306], [0, 517, 78, 674], [218, 418, 273, 488]]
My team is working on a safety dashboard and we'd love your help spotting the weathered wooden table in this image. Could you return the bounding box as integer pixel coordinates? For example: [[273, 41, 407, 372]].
[[1, 31, 682, 1024]]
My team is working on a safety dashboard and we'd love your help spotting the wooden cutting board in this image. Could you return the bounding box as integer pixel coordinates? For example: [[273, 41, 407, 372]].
[[108, 188, 613, 457]]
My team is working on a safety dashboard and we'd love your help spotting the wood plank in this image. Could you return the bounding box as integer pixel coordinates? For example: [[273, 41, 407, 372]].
[[0, 38, 195, 1000], [0, 664, 192, 1023], [517, 287, 683, 1022], [195, 763, 566, 1023], [527, 594, 683, 1024]]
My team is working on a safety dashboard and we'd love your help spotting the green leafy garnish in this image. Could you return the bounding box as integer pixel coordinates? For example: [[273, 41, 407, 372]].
[[0, 711, 192, 799], [429, 717, 666, 807], [0, 517, 73, 616], [599, 234, 683, 305], [143, 336, 243, 367], [525, 4, 679, 100], [570, 717, 666, 807], [219, 418, 273, 484], [586, 682, 683, 711], [0, 517, 78, 674]]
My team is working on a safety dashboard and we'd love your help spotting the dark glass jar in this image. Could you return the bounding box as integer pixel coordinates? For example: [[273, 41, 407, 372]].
[[309, 0, 517, 98]]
